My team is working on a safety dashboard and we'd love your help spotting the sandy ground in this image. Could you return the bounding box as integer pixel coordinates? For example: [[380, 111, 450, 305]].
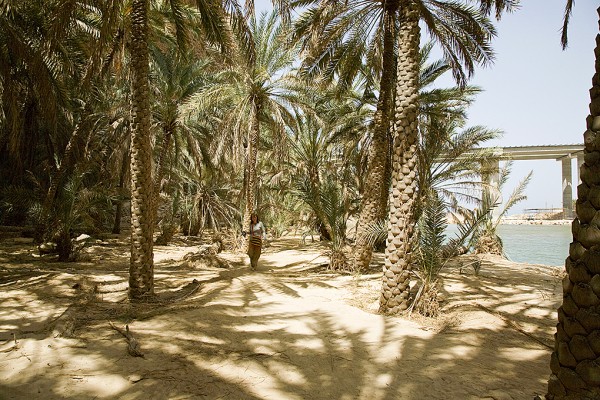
[[0, 232, 563, 400]]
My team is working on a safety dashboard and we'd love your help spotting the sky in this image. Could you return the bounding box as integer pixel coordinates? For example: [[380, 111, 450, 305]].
[[254, 0, 599, 215]]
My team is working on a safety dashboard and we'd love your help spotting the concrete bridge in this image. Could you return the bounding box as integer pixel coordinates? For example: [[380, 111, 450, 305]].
[[479, 144, 584, 219]]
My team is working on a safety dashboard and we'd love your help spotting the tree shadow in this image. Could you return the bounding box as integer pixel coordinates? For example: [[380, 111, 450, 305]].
[[0, 237, 558, 399]]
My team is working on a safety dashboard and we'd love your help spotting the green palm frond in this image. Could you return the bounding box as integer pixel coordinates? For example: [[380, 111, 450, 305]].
[[417, 191, 447, 282], [560, 0, 575, 49], [358, 219, 387, 249], [477, 0, 520, 20], [292, 0, 386, 86], [419, 0, 497, 86], [488, 162, 532, 229]]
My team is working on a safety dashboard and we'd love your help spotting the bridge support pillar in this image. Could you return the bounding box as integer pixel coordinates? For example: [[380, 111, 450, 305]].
[[562, 158, 573, 219]]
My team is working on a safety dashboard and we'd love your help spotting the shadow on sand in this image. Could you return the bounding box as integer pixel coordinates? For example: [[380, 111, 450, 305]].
[[0, 236, 558, 399]]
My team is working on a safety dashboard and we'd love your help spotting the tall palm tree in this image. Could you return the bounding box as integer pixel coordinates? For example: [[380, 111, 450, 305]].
[[289, 99, 363, 268], [149, 45, 211, 235], [361, 48, 504, 312], [546, 5, 600, 400], [291, 0, 400, 271], [128, 0, 155, 299], [127, 0, 246, 298], [187, 11, 300, 248], [380, 0, 515, 314], [36, 1, 124, 242]]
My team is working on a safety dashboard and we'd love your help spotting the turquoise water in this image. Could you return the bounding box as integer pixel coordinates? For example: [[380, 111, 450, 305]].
[[447, 224, 572, 267]]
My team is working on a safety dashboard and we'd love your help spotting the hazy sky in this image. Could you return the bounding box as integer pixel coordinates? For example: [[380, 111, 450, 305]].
[[254, 0, 599, 214]]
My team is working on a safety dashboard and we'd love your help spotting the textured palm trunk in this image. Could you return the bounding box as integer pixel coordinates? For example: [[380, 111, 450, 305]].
[[353, 1, 398, 271], [36, 105, 90, 242], [112, 150, 130, 234], [379, 2, 420, 314], [38, 53, 102, 242], [243, 103, 260, 252], [546, 9, 600, 399], [308, 164, 334, 241], [128, 0, 154, 300], [152, 120, 174, 222]]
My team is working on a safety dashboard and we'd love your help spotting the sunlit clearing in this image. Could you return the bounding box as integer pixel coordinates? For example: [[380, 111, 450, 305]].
[[267, 360, 307, 386], [59, 374, 129, 398], [499, 347, 547, 361], [433, 345, 477, 359], [294, 337, 324, 351]]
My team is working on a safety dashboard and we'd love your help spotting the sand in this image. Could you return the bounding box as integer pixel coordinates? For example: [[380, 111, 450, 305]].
[[0, 233, 563, 399]]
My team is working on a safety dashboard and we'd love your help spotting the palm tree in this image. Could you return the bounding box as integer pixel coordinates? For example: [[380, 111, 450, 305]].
[[149, 43, 213, 242], [127, 0, 247, 298], [546, 5, 600, 400], [380, 0, 515, 314], [187, 11, 300, 249], [471, 162, 531, 255], [363, 51, 504, 313], [291, 0, 400, 271], [128, 0, 155, 299], [37, 1, 127, 243], [289, 105, 363, 269], [0, 1, 118, 240]]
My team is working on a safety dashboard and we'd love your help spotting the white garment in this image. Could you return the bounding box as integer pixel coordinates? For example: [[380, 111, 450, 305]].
[[251, 221, 266, 239]]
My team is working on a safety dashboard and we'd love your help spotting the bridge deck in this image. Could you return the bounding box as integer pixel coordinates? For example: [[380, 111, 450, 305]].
[[476, 144, 583, 161]]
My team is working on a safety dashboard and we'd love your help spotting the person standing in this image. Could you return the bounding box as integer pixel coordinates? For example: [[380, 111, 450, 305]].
[[245, 213, 266, 270]]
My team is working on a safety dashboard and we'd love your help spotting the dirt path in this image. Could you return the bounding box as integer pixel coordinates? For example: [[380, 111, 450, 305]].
[[0, 234, 561, 399]]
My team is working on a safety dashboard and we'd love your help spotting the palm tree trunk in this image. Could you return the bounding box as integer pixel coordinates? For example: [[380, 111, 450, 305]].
[[37, 51, 103, 242], [112, 149, 130, 234], [308, 163, 334, 241], [547, 9, 600, 399], [243, 102, 260, 251], [36, 104, 91, 242], [379, 2, 420, 314], [354, 1, 398, 271], [152, 120, 174, 223], [129, 0, 154, 300]]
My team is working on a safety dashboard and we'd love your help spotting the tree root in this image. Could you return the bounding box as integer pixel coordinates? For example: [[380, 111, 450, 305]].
[[474, 303, 553, 349], [0, 333, 19, 353], [109, 321, 144, 357]]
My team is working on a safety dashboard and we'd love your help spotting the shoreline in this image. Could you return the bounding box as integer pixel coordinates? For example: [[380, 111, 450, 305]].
[[447, 218, 572, 226], [500, 218, 572, 226]]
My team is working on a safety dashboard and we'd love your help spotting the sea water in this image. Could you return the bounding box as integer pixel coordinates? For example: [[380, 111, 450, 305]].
[[447, 223, 572, 267]]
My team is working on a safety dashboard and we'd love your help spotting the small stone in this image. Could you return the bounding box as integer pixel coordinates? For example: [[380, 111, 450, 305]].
[[128, 374, 143, 383]]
